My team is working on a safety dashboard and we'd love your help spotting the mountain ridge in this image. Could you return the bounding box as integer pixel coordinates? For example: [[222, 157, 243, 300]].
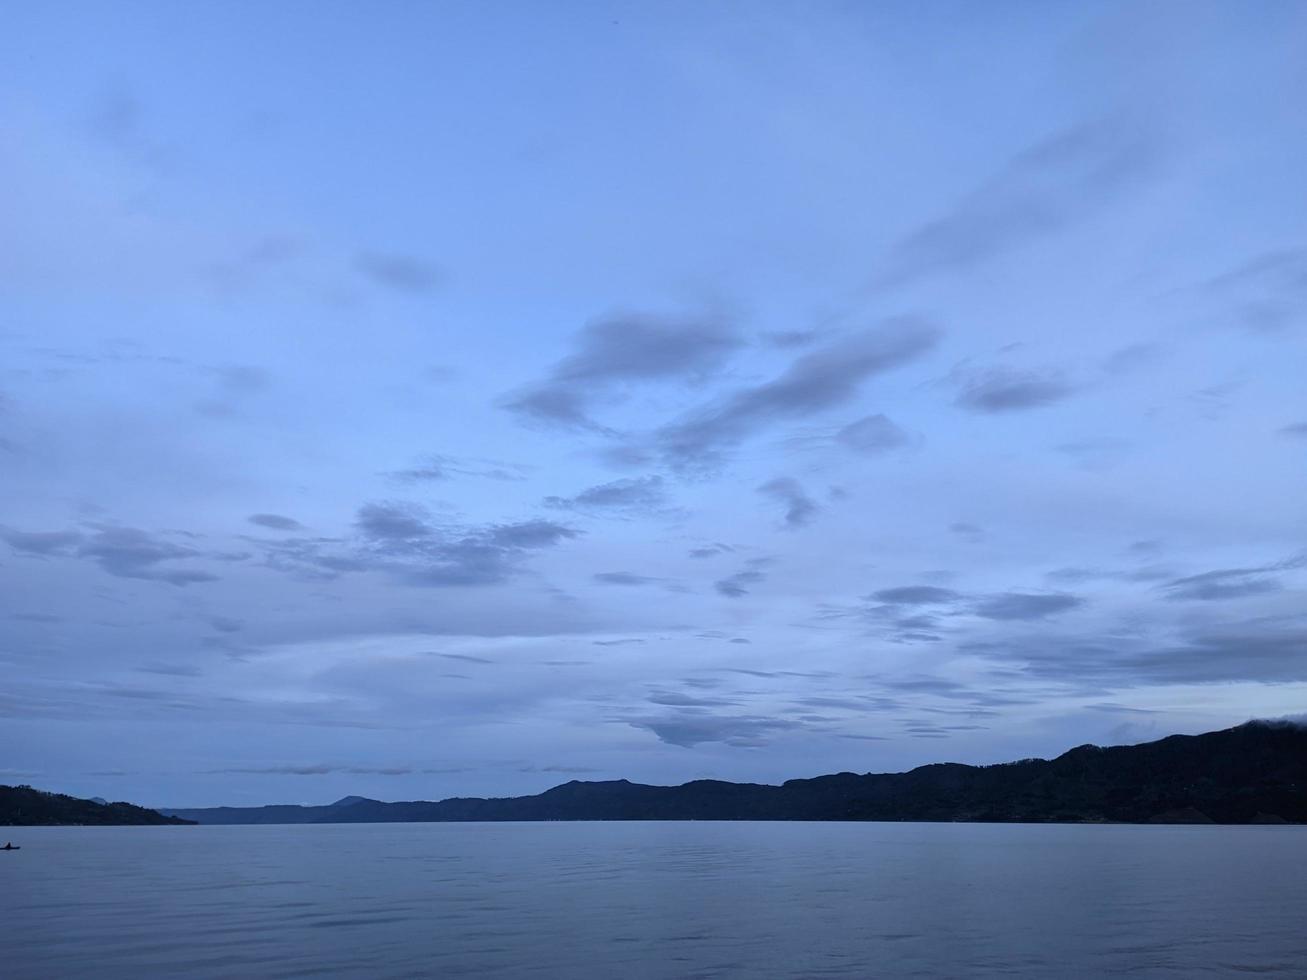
[[1, 785, 194, 826], [159, 720, 1307, 826]]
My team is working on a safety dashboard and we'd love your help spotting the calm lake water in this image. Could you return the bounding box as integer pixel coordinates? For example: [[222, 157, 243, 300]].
[[3, 821, 1305, 978]]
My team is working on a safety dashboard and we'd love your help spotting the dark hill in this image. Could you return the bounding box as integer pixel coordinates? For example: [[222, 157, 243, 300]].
[[160, 720, 1307, 826], [330, 795, 380, 808], [1, 785, 194, 826]]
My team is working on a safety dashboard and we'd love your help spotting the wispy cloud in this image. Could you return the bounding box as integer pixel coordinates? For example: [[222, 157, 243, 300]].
[[258, 503, 581, 587], [715, 567, 767, 598], [503, 311, 742, 430], [1199, 248, 1307, 334], [628, 712, 800, 748], [973, 592, 1084, 620], [355, 252, 442, 292], [1, 525, 221, 586], [544, 476, 669, 515], [593, 571, 659, 587], [835, 414, 911, 454], [1162, 567, 1285, 601], [955, 367, 1075, 413], [875, 118, 1161, 288], [757, 477, 819, 529], [655, 317, 940, 469]]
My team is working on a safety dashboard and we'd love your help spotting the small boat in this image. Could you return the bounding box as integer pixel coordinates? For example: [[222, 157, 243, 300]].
[[1, 845, 19, 851]]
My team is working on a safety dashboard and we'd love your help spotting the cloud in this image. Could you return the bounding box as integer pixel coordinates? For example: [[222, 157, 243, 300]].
[[387, 461, 448, 482], [206, 236, 301, 296], [757, 477, 819, 528], [1154, 626, 1307, 684], [862, 587, 963, 642], [1200, 248, 1307, 333], [875, 118, 1161, 288], [486, 520, 578, 549], [718, 668, 831, 680], [1256, 715, 1307, 730], [1102, 343, 1165, 375], [870, 585, 960, 605], [1086, 703, 1159, 715], [134, 665, 202, 685], [248, 513, 304, 532], [261, 506, 580, 587], [949, 522, 984, 541], [0, 527, 84, 555], [763, 329, 821, 348], [196, 364, 271, 418], [593, 572, 658, 586], [355, 252, 442, 292], [1280, 422, 1307, 439], [973, 592, 1084, 620], [980, 618, 1307, 688], [1162, 567, 1284, 601], [955, 367, 1075, 412], [715, 568, 766, 598], [207, 764, 416, 776], [502, 311, 742, 429], [646, 691, 739, 708], [688, 544, 731, 559], [506, 387, 592, 428], [656, 317, 940, 468], [1055, 438, 1130, 470], [84, 85, 173, 172], [386, 454, 529, 484], [835, 414, 910, 454], [78, 527, 221, 584], [628, 712, 799, 748], [407, 527, 579, 587], [2, 525, 226, 586], [355, 502, 433, 542], [543, 476, 668, 515], [0, 768, 42, 779], [87, 87, 141, 145]]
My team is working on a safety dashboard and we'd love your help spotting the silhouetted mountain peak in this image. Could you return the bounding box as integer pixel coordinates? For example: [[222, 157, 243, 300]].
[[330, 796, 378, 807]]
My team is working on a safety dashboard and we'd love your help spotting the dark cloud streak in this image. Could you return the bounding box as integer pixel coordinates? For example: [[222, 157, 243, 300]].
[[503, 312, 742, 430], [875, 118, 1161, 288], [758, 477, 819, 529], [656, 317, 940, 469]]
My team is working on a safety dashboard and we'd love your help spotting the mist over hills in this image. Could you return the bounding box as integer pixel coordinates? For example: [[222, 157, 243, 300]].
[[158, 721, 1307, 826]]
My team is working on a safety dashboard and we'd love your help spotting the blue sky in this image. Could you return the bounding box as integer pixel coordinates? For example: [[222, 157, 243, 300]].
[[3, 0, 1306, 806]]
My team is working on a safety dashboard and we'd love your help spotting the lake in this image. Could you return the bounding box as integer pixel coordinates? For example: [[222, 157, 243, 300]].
[[4, 821, 1305, 977]]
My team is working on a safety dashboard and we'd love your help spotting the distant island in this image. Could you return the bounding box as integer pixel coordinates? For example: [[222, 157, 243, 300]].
[[155, 720, 1306, 827], [6, 721, 1302, 828], [0, 785, 193, 826]]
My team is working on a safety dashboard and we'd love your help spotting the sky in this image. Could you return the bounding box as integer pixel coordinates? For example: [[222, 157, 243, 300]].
[[2, 0, 1306, 808]]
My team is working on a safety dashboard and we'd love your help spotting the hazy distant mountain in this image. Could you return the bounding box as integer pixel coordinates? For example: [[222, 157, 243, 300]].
[[1, 785, 193, 826], [160, 721, 1307, 826], [330, 796, 380, 808]]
